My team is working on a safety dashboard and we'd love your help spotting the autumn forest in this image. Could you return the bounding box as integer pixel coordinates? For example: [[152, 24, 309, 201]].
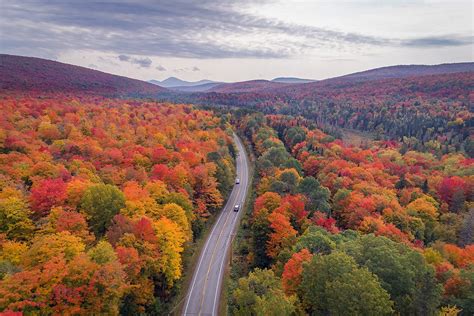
[[0, 54, 472, 316]]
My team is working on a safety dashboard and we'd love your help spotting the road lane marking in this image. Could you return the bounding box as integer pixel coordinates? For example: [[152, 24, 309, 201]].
[[183, 134, 248, 316], [212, 137, 249, 316], [183, 189, 233, 314], [198, 157, 243, 315]]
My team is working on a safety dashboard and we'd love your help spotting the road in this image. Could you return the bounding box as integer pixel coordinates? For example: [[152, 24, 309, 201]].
[[182, 134, 249, 316]]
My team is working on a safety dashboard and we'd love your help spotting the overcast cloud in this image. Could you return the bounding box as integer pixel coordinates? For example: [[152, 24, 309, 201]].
[[0, 0, 472, 81]]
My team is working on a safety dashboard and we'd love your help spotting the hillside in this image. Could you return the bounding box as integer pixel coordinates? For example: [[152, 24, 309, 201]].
[[169, 82, 222, 92], [0, 54, 167, 96], [335, 62, 474, 82], [271, 77, 316, 83], [195, 62, 473, 95], [0, 93, 236, 314], [230, 111, 473, 315], [208, 79, 291, 93], [176, 69, 474, 157]]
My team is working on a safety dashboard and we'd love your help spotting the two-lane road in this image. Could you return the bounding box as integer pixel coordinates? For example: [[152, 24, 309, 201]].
[[183, 134, 249, 316]]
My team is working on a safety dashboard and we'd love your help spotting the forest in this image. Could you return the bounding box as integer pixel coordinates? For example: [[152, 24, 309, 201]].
[[172, 72, 473, 157], [0, 58, 472, 315], [228, 111, 473, 315], [0, 93, 236, 314]]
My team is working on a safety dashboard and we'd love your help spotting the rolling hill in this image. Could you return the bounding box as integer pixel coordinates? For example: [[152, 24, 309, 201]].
[[333, 62, 474, 82], [271, 77, 316, 83], [168, 82, 223, 92], [150, 77, 224, 92], [0, 54, 167, 96], [208, 79, 292, 93], [149, 77, 220, 88]]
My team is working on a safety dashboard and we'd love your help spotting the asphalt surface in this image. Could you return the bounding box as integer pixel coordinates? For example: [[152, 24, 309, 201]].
[[183, 134, 249, 316]]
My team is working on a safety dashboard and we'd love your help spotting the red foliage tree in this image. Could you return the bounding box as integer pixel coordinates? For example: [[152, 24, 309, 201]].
[[30, 178, 67, 217]]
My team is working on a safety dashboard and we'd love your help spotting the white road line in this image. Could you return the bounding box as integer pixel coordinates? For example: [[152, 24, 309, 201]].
[[184, 134, 246, 315], [183, 192, 228, 314], [212, 138, 248, 316], [198, 182, 242, 315]]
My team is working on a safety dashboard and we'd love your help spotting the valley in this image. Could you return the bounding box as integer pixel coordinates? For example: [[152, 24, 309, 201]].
[[0, 55, 472, 315]]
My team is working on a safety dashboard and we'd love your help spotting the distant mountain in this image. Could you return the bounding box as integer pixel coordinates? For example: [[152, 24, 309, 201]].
[[170, 82, 223, 92], [271, 77, 316, 84], [208, 80, 292, 93], [172, 62, 473, 107], [0, 54, 167, 96], [149, 77, 220, 88], [335, 62, 474, 82]]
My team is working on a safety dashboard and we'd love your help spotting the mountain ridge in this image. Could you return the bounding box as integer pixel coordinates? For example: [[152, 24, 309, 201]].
[[149, 77, 220, 88], [0, 54, 167, 96]]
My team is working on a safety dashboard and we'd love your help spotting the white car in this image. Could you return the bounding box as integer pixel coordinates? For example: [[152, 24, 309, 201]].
[[233, 204, 240, 212], [235, 178, 240, 184]]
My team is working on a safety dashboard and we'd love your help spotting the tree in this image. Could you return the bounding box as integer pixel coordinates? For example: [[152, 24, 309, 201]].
[[106, 214, 134, 246], [443, 268, 474, 315], [43, 207, 94, 243], [252, 209, 272, 268], [297, 176, 331, 215], [65, 178, 92, 209], [282, 248, 312, 295], [30, 178, 67, 218], [0, 239, 28, 266], [294, 226, 336, 255], [88, 240, 117, 264], [407, 195, 439, 219], [266, 212, 297, 259], [153, 203, 191, 240], [299, 251, 393, 315], [438, 177, 466, 212], [254, 192, 281, 215], [395, 174, 408, 190], [153, 217, 186, 286], [341, 234, 442, 315], [274, 168, 301, 194], [438, 305, 462, 316], [284, 126, 307, 149], [80, 184, 125, 237], [230, 268, 296, 316], [325, 266, 394, 316], [459, 208, 474, 246], [22, 231, 85, 268], [0, 253, 127, 315], [0, 197, 35, 241]]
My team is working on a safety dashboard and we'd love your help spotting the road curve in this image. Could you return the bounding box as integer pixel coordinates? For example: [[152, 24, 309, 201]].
[[183, 133, 249, 316]]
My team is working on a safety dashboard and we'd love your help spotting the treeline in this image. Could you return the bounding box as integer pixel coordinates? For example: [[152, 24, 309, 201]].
[[0, 94, 236, 314], [228, 112, 473, 315]]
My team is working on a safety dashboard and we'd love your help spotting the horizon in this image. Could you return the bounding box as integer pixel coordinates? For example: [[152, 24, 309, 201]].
[[3, 53, 473, 85], [1, 1, 472, 82]]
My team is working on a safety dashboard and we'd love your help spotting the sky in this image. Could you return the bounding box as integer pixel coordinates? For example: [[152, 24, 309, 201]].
[[1, 0, 473, 82]]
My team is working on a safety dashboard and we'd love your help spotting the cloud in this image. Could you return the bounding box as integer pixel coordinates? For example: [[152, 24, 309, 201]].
[[173, 66, 201, 73], [401, 36, 473, 48], [118, 55, 130, 61], [133, 57, 152, 68], [0, 1, 471, 60], [156, 65, 166, 71], [117, 55, 152, 68]]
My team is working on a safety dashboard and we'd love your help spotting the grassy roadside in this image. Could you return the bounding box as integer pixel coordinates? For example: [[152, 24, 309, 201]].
[[219, 131, 256, 315]]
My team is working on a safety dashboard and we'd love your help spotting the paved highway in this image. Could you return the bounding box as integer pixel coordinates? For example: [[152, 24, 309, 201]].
[[183, 133, 249, 316]]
